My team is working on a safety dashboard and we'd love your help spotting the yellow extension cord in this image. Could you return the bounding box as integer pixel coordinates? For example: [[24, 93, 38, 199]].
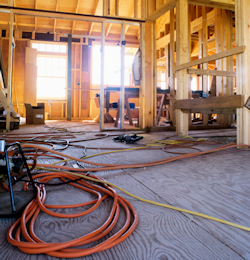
[[36, 166, 250, 232], [52, 136, 206, 165]]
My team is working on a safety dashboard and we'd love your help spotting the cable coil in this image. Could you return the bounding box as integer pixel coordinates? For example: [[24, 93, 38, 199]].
[[7, 172, 138, 258]]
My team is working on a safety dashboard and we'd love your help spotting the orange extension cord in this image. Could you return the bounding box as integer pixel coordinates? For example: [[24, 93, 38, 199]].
[[6, 142, 250, 257], [7, 172, 138, 258]]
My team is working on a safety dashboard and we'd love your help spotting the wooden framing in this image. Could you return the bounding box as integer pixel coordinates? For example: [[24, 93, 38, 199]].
[[202, 6, 208, 126], [67, 34, 72, 121], [176, 95, 244, 110], [188, 69, 236, 77], [235, 0, 250, 144], [119, 20, 125, 129], [100, 20, 105, 130], [175, 46, 245, 71], [6, 11, 14, 131], [169, 8, 175, 126], [176, 0, 189, 136], [147, 0, 177, 21], [188, 0, 235, 11]]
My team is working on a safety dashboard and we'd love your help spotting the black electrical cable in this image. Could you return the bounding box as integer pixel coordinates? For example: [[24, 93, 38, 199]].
[[18, 177, 85, 186]]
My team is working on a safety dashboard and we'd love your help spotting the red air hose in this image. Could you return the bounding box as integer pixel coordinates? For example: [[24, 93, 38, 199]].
[[7, 172, 138, 258]]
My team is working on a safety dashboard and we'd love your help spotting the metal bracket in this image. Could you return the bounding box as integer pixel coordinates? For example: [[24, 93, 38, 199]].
[[245, 96, 250, 110]]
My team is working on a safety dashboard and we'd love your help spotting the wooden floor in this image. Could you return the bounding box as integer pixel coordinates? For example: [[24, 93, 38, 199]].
[[0, 122, 249, 260]]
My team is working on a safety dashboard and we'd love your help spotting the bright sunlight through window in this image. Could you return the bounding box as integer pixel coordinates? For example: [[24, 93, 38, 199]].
[[32, 42, 67, 99], [92, 45, 135, 86]]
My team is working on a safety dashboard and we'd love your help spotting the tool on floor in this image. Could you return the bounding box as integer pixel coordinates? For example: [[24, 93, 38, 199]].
[[0, 140, 36, 217], [113, 134, 143, 143]]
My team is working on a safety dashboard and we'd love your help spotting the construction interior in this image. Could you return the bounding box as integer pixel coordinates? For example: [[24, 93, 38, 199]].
[[0, 0, 250, 259]]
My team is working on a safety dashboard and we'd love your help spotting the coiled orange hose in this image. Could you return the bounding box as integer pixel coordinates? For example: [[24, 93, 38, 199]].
[[7, 172, 138, 258]]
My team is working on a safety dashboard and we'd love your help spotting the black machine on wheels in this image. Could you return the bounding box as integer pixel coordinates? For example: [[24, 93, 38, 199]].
[[0, 141, 36, 217]]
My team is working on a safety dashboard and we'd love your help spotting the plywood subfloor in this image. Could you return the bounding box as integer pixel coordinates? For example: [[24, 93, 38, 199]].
[[0, 122, 248, 260]]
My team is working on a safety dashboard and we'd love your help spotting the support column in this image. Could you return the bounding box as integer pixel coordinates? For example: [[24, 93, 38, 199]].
[[215, 8, 223, 125], [169, 8, 176, 126], [120, 21, 125, 129], [222, 9, 234, 126], [176, 0, 189, 136], [100, 20, 105, 130], [139, 21, 154, 129], [236, 0, 250, 144], [202, 6, 208, 126], [6, 11, 14, 132], [67, 34, 72, 121]]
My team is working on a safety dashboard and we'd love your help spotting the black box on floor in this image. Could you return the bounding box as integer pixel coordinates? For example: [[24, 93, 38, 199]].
[[0, 120, 19, 130], [24, 103, 45, 124]]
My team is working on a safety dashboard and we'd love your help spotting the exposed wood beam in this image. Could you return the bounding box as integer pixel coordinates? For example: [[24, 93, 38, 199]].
[[175, 46, 245, 71], [176, 0, 189, 136], [125, 0, 141, 35], [34, 0, 37, 31], [188, 0, 235, 11], [176, 95, 244, 110], [147, 0, 177, 22], [156, 11, 170, 39], [156, 9, 215, 50], [188, 68, 236, 77], [89, 0, 101, 35], [53, 0, 59, 34], [71, 0, 81, 34]]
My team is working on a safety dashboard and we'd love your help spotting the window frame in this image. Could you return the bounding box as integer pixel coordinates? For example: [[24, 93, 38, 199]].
[[31, 41, 68, 101]]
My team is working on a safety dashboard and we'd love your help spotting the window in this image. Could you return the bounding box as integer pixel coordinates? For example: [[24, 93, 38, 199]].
[[32, 42, 67, 99], [92, 45, 135, 86]]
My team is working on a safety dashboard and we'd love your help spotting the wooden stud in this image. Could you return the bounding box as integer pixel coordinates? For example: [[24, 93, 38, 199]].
[[153, 21, 157, 126], [6, 11, 14, 132], [169, 8, 175, 126], [188, 0, 235, 11], [120, 21, 125, 129], [148, 0, 156, 17], [134, 0, 138, 18], [235, 0, 250, 144], [67, 34, 72, 121], [100, 20, 105, 130], [141, 0, 146, 19], [188, 69, 236, 77], [175, 46, 245, 71], [115, 0, 120, 16], [103, 0, 109, 16], [202, 6, 208, 126], [147, 0, 177, 21], [176, 0, 189, 136]]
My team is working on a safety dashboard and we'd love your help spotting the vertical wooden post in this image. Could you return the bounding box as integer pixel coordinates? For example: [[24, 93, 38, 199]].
[[134, 0, 138, 18], [103, 0, 108, 16], [222, 10, 234, 126], [169, 8, 176, 126], [188, 4, 192, 127], [120, 21, 125, 129], [67, 34, 72, 121], [139, 22, 145, 128], [139, 21, 154, 129], [100, 20, 105, 130], [215, 10, 223, 94], [176, 0, 189, 136], [202, 6, 208, 126], [152, 21, 157, 125], [148, 0, 156, 17], [236, 0, 250, 144], [141, 0, 146, 19], [6, 11, 14, 132], [198, 29, 203, 90], [115, 0, 120, 16]]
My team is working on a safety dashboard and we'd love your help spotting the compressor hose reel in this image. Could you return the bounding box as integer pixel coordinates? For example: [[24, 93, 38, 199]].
[[7, 173, 138, 258]]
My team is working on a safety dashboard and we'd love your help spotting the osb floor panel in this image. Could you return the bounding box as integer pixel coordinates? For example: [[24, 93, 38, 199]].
[[0, 122, 248, 260]]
